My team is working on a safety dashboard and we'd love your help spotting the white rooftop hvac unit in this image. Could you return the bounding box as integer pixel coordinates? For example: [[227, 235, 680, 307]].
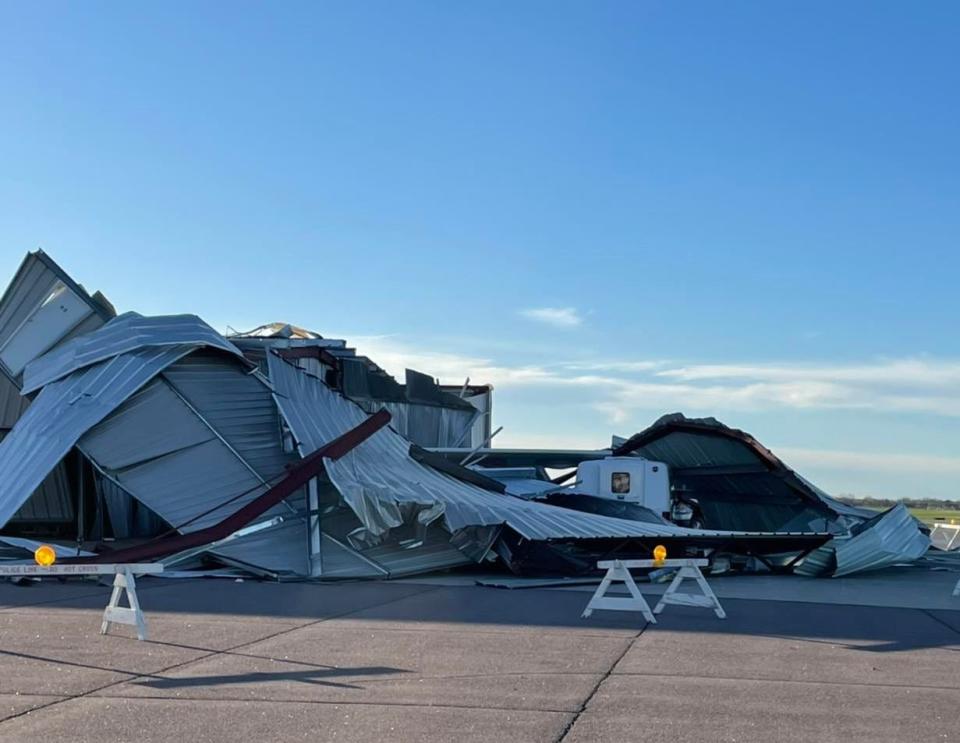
[[575, 457, 671, 518]]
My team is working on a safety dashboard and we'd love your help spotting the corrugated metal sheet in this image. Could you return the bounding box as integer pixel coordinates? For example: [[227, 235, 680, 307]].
[[267, 353, 726, 542], [104, 438, 268, 532], [161, 351, 293, 480], [0, 372, 30, 431], [0, 308, 290, 534], [80, 379, 214, 469], [833, 504, 930, 576], [22, 312, 245, 394], [97, 474, 167, 538], [795, 504, 929, 577], [357, 400, 476, 448], [210, 519, 310, 575], [8, 461, 74, 523], [634, 431, 761, 469], [0, 345, 195, 528], [79, 369, 290, 533]]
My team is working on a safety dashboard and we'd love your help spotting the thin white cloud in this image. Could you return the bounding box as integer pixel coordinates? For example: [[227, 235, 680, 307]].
[[348, 335, 960, 421], [656, 359, 960, 388], [519, 306, 583, 328], [562, 360, 667, 373], [777, 447, 960, 476]]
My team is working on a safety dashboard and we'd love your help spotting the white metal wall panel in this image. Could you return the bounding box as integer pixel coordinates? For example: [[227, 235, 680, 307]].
[[0, 252, 109, 381], [0, 285, 93, 376]]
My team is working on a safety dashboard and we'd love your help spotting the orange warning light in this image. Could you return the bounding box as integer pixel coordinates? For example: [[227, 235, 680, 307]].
[[34, 544, 56, 567], [653, 544, 667, 563]]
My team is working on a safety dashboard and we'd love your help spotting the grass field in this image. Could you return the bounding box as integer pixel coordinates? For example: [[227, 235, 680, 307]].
[[852, 505, 960, 526], [909, 508, 960, 526]]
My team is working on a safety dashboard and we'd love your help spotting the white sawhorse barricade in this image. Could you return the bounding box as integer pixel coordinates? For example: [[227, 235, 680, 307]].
[[0, 563, 163, 640], [582, 559, 725, 623]]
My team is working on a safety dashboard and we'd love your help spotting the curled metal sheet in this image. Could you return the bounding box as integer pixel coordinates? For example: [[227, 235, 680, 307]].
[[22, 312, 246, 394], [268, 353, 734, 542]]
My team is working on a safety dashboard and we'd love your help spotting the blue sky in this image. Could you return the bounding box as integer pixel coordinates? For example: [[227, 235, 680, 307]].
[[1, 2, 958, 499]]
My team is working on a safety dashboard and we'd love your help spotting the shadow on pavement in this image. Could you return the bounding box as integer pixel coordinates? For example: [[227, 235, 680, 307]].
[[2, 577, 959, 653]]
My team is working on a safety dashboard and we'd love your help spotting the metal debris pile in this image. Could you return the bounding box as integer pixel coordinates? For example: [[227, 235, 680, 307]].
[[0, 252, 934, 580]]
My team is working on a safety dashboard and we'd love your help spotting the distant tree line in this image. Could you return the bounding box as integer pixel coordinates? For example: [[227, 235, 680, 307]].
[[835, 495, 960, 511]]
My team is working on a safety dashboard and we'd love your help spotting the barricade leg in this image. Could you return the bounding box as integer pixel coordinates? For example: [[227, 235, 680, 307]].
[[581, 562, 656, 624], [100, 569, 149, 641]]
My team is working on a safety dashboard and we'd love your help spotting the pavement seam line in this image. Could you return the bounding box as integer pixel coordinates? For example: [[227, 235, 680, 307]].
[[88, 691, 579, 715], [0, 584, 443, 727], [553, 621, 647, 742]]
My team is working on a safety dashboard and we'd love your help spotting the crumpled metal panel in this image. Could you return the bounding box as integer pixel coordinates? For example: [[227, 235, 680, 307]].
[[833, 504, 930, 577], [79, 364, 294, 533], [22, 312, 245, 394], [792, 542, 836, 577], [0, 345, 195, 528], [267, 353, 719, 542], [795, 504, 929, 577]]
